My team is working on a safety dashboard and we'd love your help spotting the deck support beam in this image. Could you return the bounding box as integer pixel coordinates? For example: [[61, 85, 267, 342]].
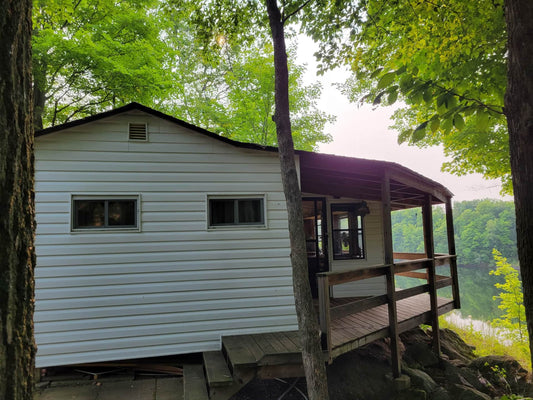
[[423, 194, 441, 354], [445, 197, 461, 309], [382, 172, 401, 378]]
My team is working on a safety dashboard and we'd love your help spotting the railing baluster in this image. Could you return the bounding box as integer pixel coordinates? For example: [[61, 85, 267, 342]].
[[317, 274, 332, 362]]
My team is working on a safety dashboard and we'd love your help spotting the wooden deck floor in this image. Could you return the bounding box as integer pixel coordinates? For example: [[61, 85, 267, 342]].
[[223, 293, 454, 369]]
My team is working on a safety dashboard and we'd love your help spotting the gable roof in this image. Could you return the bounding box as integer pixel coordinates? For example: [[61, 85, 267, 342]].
[[35, 102, 453, 208]]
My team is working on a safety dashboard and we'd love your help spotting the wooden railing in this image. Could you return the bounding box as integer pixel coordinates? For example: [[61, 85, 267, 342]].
[[316, 253, 459, 361]]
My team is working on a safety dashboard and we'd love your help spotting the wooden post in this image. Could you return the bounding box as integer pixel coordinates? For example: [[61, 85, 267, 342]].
[[317, 274, 332, 361], [445, 197, 461, 309], [382, 172, 401, 378], [423, 194, 440, 354]]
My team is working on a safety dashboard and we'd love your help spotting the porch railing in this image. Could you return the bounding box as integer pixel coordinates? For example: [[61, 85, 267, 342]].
[[316, 252, 459, 361]]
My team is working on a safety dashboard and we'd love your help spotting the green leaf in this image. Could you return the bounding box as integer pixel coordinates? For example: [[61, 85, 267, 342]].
[[398, 129, 412, 144], [423, 88, 433, 103], [430, 118, 440, 132], [377, 72, 396, 89], [475, 110, 490, 131], [411, 121, 428, 143], [370, 67, 384, 79], [453, 113, 465, 130], [441, 117, 453, 134], [387, 89, 398, 105]]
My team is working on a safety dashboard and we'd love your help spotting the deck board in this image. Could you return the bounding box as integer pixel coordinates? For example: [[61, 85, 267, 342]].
[[223, 293, 455, 367]]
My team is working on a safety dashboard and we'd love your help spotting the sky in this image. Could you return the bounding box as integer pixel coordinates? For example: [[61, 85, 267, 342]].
[[296, 38, 511, 202]]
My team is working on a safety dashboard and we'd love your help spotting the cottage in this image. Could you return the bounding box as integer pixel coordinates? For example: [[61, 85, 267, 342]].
[[34, 103, 459, 385]]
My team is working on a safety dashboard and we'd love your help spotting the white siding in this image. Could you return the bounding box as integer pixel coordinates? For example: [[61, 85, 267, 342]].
[[34, 110, 297, 367]]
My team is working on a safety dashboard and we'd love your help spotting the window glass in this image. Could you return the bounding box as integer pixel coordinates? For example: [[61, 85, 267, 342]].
[[210, 199, 235, 225], [74, 200, 105, 228], [209, 197, 264, 227], [331, 204, 365, 259], [108, 200, 136, 226], [238, 199, 263, 223], [73, 198, 137, 230]]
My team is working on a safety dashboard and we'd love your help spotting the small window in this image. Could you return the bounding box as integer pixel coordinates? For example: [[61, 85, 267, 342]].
[[72, 197, 138, 230], [208, 197, 265, 227], [331, 203, 365, 260]]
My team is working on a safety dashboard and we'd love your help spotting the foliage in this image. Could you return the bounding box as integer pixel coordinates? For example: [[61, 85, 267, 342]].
[[308, 0, 510, 192], [32, 0, 174, 127], [440, 316, 531, 371], [32, 0, 332, 150], [491, 249, 527, 343], [392, 200, 517, 265]]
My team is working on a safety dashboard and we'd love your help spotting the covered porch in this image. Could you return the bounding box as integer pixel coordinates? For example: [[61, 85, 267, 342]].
[[298, 151, 460, 377]]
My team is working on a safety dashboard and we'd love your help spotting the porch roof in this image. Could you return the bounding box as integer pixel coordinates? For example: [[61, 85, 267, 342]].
[[297, 151, 453, 210]]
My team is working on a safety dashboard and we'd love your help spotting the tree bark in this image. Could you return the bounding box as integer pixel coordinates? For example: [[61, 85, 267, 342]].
[[504, 0, 533, 368], [0, 0, 36, 399], [264, 1, 329, 399]]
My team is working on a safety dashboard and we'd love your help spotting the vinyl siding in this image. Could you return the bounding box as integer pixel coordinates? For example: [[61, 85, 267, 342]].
[[34, 110, 297, 367]]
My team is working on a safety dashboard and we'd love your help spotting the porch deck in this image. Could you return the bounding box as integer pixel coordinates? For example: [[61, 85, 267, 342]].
[[221, 292, 454, 370]]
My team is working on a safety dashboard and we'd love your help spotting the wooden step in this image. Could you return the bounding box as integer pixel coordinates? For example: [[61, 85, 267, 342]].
[[183, 364, 209, 400], [203, 351, 233, 388], [222, 335, 261, 369]]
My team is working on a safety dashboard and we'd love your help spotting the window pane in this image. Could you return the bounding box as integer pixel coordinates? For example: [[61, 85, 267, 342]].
[[210, 199, 235, 225], [74, 200, 105, 228], [238, 199, 263, 223], [108, 200, 136, 226], [331, 204, 365, 259]]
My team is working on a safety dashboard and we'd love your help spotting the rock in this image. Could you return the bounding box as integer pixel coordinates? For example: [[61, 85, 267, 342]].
[[395, 388, 427, 400], [440, 329, 476, 363], [403, 342, 440, 368], [468, 355, 530, 395], [404, 367, 438, 393], [452, 384, 491, 400], [430, 387, 452, 400]]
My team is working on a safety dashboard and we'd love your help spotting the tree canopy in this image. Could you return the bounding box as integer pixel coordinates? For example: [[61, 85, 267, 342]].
[[309, 0, 510, 192], [32, 0, 332, 151]]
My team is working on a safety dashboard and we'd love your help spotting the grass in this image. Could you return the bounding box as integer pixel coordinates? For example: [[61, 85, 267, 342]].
[[440, 313, 531, 371]]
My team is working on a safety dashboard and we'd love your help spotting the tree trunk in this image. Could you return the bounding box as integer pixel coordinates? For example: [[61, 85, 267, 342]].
[[264, 1, 329, 399], [504, 0, 533, 368], [0, 0, 36, 399]]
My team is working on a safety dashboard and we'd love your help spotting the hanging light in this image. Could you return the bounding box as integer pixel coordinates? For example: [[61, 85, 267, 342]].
[[356, 201, 370, 216]]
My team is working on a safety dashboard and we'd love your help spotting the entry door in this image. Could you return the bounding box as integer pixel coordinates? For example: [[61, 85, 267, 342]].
[[302, 198, 329, 298]]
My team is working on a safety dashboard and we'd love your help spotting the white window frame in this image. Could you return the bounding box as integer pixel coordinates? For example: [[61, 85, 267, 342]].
[[70, 194, 141, 232], [207, 194, 267, 230]]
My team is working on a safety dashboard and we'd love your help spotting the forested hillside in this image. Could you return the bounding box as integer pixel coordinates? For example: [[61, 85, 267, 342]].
[[392, 199, 517, 265], [392, 199, 517, 320]]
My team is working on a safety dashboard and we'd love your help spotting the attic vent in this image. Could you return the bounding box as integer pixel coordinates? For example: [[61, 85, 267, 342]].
[[129, 123, 147, 141]]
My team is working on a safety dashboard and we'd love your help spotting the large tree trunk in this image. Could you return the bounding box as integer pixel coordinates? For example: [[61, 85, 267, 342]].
[[264, 1, 329, 399], [504, 0, 533, 368], [0, 0, 36, 399]]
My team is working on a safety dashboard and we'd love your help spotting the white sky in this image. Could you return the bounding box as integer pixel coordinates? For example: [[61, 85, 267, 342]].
[[296, 37, 511, 202]]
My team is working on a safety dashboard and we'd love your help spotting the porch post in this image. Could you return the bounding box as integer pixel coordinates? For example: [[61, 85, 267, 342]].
[[445, 197, 461, 309], [382, 172, 401, 378], [422, 194, 440, 354]]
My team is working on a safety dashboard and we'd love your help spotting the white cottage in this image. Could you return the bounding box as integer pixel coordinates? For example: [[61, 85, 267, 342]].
[[34, 103, 458, 370]]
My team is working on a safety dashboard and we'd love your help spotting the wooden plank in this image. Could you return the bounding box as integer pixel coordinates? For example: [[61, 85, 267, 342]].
[[396, 271, 428, 280], [183, 364, 209, 400], [222, 336, 257, 368], [436, 277, 453, 289], [423, 195, 441, 354], [445, 198, 461, 309], [330, 294, 388, 320], [383, 172, 401, 378], [396, 284, 429, 301], [394, 259, 432, 274], [317, 264, 389, 285], [393, 252, 426, 260], [317, 275, 331, 356], [202, 351, 233, 388]]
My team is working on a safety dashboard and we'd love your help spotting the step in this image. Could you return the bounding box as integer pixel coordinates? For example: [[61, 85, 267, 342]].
[[203, 351, 233, 388], [183, 364, 209, 400], [222, 335, 261, 369]]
